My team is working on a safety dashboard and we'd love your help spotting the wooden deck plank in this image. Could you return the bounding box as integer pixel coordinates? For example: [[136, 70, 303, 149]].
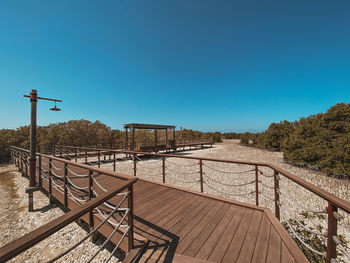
[[135, 195, 206, 243], [195, 205, 238, 260], [281, 242, 296, 263], [139, 198, 217, 262], [162, 199, 219, 244], [251, 214, 271, 263], [263, 209, 309, 263], [134, 189, 190, 219], [135, 191, 194, 225], [26, 160, 309, 263], [145, 196, 213, 243], [221, 208, 255, 263], [176, 201, 228, 254], [236, 210, 263, 263], [181, 202, 231, 257], [266, 225, 282, 263], [132, 191, 198, 241], [208, 206, 246, 262]]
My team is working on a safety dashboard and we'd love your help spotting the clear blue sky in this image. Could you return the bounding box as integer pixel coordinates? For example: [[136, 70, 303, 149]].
[[0, 0, 349, 132]]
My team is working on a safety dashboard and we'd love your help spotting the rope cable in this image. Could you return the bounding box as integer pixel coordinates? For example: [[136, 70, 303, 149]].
[[203, 163, 255, 174], [165, 159, 197, 167], [285, 219, 326, 257], [204, 181, 255, 197], [203, 172, 255, 187]]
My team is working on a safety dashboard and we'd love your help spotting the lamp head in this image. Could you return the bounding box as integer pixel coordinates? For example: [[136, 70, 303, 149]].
[[50, 101, 61, 111]]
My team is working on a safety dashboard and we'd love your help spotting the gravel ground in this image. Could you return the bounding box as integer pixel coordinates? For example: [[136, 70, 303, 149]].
[[1, 140, 349, 261], [0, 164, 122, 262], [95, 140, 350, 259]]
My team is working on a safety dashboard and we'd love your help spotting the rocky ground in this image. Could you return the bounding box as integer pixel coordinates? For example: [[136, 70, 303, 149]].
[[0, 165, 122, 262], [99, 139, 350, 260]]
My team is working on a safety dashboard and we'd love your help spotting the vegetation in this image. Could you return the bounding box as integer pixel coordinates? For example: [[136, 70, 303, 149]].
[[223, 103, 350, 178], [0, 120, 222, 163], [282, 211, 349, 263]]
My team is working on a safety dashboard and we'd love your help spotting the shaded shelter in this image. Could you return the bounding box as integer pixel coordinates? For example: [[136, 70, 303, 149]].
[[124, 123, 176, 152]]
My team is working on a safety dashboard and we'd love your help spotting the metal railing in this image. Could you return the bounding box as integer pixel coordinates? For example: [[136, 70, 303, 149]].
[[51, 145, 350, 263], [4, 147, 137, 262]]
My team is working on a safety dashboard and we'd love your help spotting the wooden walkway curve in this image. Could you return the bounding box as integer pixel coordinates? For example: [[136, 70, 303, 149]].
[[35, 156, 308, 263]]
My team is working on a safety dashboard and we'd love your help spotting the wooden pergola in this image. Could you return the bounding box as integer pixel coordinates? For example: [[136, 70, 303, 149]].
[[124, 123, 176, 151]]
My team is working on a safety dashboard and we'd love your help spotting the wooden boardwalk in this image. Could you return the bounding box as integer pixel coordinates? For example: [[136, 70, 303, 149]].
[[37, 158, 307, 263]]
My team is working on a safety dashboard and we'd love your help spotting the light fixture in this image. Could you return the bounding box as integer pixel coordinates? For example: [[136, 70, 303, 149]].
[[50, 101, 61, 111]]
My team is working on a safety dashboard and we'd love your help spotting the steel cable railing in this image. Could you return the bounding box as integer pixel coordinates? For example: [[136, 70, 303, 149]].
[[165, 158, 197, 167], [203, 163, 255, 174], [258, 179, 275, 190], [67, 167, 89, 178], [2, 149, 137, 262], [50, 169, 65, 179], [166, 166, 199, 175], [66, 176, 89, 190], [51, 163, 63, 171], [279, 182, 327, 214], [284, 214, 327, 257], [46, 192, 130, 263], [20, 145, 350, 263], [166, 174, 200, 184], [66, 186, 87, 203], [204, 180, 256, 197], [203, 172, 255, 187]]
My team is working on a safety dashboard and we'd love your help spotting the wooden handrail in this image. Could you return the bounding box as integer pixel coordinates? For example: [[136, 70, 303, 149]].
[[268, 164, 350, 213], [0, 177, 137, 263], [10, 145, 350, 263], [52, 145, 266, 166], [14, 146, 350, 213], [11, 146, 134, 181]]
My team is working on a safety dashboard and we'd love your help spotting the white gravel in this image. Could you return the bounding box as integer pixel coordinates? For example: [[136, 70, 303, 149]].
[[0, 164, 122, 262], [96, 140, 350, 258], [1, 140, 349, 261]]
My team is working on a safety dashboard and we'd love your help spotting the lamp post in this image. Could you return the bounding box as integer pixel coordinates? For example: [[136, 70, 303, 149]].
[[24, 89, 62, 211]]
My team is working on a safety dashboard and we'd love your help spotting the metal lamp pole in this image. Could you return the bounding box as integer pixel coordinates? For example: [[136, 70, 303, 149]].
[[24, 89, 62, 211]]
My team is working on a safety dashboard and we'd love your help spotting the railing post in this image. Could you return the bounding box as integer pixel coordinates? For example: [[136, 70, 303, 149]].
[[199, 159, 203, 193], [89, 170, 94, 233], [133, 153, 137, 177], [326, 203, 338, 263], [66, 147, 69, 159], [127, 185, 134, 251], [25, 157, 28, 177], [113, 153, 116, 172], [88, 170, 97, 242], [52, 146, 55, 157], [255, 165, 259, 206], [38, 155, 42, 187], [20, 152, 22, 172], [48, 158, 53, 204], [85, 150, 88, 164], [162, 156, 166, 183], [64, 163, 68, 208], [98, 150, 100, 168], [274, 170, 280, 220]]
